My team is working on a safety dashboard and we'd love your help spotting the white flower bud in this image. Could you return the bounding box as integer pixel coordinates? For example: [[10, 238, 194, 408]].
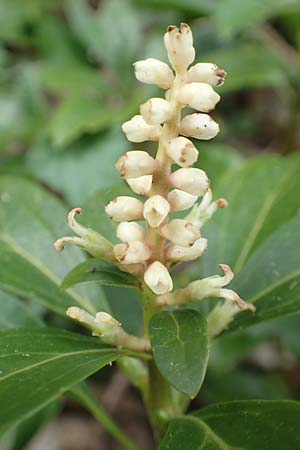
[[126, 175, 152, 195], [167, 189, 198, 212], [105, 196, 144, 222], [166, 137, 198, 167], [116, 222, 146, 242], [166, 237, 207, 262], [115, 151, 156, 179], [140, 98, 174, 125], [160, 219, 200, 247], [170, 167, 209, 196], [144, 261, 173, 295], [164, 23, 195, 69], [121, 115, 162, 143], [187, 63, 227, 86], [180, 113, 219, 140], [134, 58, 174, 89], [114, 241, 151, 264], [178, 82, 220, 113], [143, 195, 170, 227]]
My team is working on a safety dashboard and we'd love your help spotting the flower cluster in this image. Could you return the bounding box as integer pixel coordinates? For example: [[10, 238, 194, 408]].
[[54, 23, 254, 344], [105, 23, 227, 296]]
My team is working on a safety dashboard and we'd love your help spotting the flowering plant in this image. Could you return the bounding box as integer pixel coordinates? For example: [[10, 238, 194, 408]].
[[1, 22, 300, 450]]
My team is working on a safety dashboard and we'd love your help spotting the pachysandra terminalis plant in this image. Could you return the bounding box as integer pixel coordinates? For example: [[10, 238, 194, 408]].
[[54, 23, 256, 439]]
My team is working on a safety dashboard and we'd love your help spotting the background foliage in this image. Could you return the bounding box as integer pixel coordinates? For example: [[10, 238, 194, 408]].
[[1, 0, 300, 449]]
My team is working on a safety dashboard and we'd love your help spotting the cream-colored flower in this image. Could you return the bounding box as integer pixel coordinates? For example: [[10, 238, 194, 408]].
[[143, 195, 170, 227], [121, 115, 162, 142], [144, 261, 173, 295], [116, 151, 156, 179], [160, 219, 200, 247], [180, 113, 219, 140], [105, 196, 144, 222], [140, 98, 174, 125], [164, 23, 195, 69], [134, 58, 174, 89], [170, 167, 210, 196], [166, 136, 198, 167], [178, 82, 220, 113], [187, 63, 226, 86]]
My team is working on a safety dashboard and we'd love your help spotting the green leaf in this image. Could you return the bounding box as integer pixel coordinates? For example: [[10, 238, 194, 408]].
[[159, 400, 300, 450], [229, 216, 300, 330], [27, 129, 127, 204], [66, 0, 142, 73], [212, 0, 300, 38], [0, 328, 122, 437], [48, 96, 113, 148], [204, 44, 287, 92], [202, 155, 300, 278], [194, 144, 244, 187], [149, 310, 209, 398], [0, 175, 108, 317], [62, 258, 139, 290], [0, 291, 43, 329]]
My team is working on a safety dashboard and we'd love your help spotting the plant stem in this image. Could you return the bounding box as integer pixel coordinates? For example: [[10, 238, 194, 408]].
[[71, 384, 141, 450]]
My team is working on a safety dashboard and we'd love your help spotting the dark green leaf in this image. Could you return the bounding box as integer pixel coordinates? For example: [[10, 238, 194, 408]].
[[0, 176, 108, 317], [149, 310, 209, 398], [0, 328, 122, 437], [202, 155, 300, 277], [229, 216, 300, 330], [160, 400, 300, 450], [62, 258, 139, 290]]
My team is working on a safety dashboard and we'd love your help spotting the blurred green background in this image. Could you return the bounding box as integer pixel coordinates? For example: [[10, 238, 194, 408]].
[[1, 0, 300, 449]]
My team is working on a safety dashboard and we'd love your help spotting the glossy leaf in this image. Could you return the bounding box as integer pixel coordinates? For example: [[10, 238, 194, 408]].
[[62, 258, 139, 290], [0, 176, 108, 317], [0, 328, 122, 437], [0, 291, 43, 329], [160, 400, 300, 450], [149, 310, 209, 398], [229, 216, 300, 330], [202, 155, 300, 278]]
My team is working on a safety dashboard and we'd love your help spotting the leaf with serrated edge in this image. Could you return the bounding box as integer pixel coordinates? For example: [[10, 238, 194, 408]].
[[149, 310, 209, 398], [0, 328, 122, 437]]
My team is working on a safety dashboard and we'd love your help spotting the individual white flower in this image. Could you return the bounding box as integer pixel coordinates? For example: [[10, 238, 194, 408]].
[[167, 189, 198, 212], [105, 196, 144, 222], [178, 82, 220, 113], [140, 98, 174, 125], [187, 63, 227, 86], [180, 113, 219, 140], [164, 23, 195, 69], [160, 219, 200, 247], [115, 151, 156, 179], [185, 189, 228, 228], [122, 115, 162, 142], [166, 136, 198, 167], [54, 208, 113, 259], [114, 241, 151, 264], [170, 167, 210, 196], [166, 237, 207, 262], [143, 195, 170, 228], [144, 261, 173, 295], [134, 58, 174, 89], [116, 222, 146, 242], [126, 175, 152, 195]]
